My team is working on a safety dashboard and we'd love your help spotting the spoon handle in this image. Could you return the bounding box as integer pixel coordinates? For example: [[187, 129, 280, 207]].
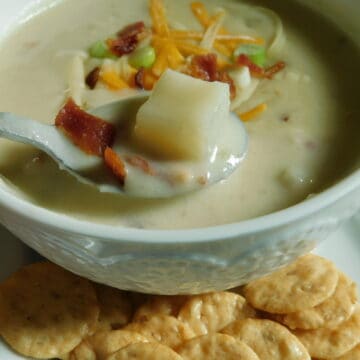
[[0, 112, 101, 171]]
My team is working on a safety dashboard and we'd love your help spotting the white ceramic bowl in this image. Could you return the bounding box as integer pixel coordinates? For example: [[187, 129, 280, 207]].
[[0, 0, 359, 294]]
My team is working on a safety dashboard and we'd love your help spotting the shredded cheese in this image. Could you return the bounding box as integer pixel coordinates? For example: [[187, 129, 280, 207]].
[[238, 103, 267, 121], [100, 70, 129, 90], [150, 0, 170, 36], [174, 41, 210, 56], [170, 30, 265, 45]]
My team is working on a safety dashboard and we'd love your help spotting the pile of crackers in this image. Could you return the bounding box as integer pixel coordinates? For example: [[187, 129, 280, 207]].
[[0, 254, 358, 359]]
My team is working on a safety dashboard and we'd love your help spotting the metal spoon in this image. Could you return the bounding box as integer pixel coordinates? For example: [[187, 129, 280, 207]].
[[0, 94, 248, 198]]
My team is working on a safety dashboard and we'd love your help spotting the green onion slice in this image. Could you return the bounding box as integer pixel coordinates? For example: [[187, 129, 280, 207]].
[[234, 44, 267, 67]]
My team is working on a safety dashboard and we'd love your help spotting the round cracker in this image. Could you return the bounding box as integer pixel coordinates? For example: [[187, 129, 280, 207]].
[[124, 315, 195, 349], [329, 344, 360, 360], [223, 318, 310, 360], [69, 340, 96, 360], [89, 330, 150, 359], [178, 291, 256, 335], [293, 305, 360, 359], [0, 262, 99, 359], [277, 272, 357, 330], [244, 254, 339, 314], [177, 333, 260, 359], [94, 284, 133, 331], [106, 342, 182, 360], [133, 295, 188, 322]]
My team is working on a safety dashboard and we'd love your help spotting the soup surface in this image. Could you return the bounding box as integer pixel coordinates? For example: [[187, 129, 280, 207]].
[[0, 0, 359, 229]]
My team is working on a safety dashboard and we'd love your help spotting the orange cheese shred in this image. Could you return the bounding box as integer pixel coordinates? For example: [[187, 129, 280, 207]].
[[150, 0, 170, 36], [238, 103, 268, 122], [104, 147, 127, 186], [174, 41, 210, 56], [100, 71, 129, 91]]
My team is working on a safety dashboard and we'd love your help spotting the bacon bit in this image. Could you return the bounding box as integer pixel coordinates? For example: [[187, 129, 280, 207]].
[[282, 115, 290, 122], [85, 67, 100, 89], [150, 0, 170, 36], [100, 71, 129, 91], [191, 53, 218, 81], [55, 98, 116, 156], [108, 21, 146, 57], [187, 54, 236, 99], [134, 68, 145, 89], [117, 21, 146, 38], [107, 37, 138, 57], [104, 147, 126, 186], [125, 155, 156, 176], [265, 61, 286, 79], [236, 54, 265, 77], [237, 55, 286, 79], [238, 103, 268, 122]]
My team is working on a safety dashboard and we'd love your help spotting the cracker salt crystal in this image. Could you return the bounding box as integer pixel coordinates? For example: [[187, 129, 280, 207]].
[[178, 291, 256, 336], [0, 262, 99, 359], [244, 254, 339, 314], [106, 342, 183, 360], [222, 318, 311, 360], [177, 333, 260, 360], [293, 305, 360, 359]]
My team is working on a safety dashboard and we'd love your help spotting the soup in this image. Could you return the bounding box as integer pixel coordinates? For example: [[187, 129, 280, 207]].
[[0, 0, 359, 229]]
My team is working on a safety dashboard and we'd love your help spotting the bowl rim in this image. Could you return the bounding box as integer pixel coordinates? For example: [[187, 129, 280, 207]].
[[0, 168, 359, 244]]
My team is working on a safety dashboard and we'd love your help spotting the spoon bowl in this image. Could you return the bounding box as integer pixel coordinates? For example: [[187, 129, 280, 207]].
[[0, 94, 248, 198]]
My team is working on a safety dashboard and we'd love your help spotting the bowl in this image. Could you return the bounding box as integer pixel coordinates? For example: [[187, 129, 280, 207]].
[[0, 0, 359, 294]]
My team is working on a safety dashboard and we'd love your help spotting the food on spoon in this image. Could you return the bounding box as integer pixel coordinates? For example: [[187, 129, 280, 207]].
[[134, 69, 231, 160], [55, 98, 116, 156]]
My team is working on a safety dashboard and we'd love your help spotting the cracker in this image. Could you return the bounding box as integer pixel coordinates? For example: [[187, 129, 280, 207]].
[[0, 262, 99, 359], [133, 295, 188, 322], [124, 315, 195, 348], [222, 318, 310, 360], [244, 254, 339, 314], [89, 329, 150, 359], [177, 333, 260, 359], [329, 343, 360, 360], [178, 292, 256, 335], [106, 342, 183, 360], [277, 272, 357, 330], [69, 339, 96, 360], [94, 284, 133, 331], [293, 305, 360, 359]]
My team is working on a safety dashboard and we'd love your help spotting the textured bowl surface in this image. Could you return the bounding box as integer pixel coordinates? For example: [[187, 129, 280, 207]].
[[0, 0, 359, 294]]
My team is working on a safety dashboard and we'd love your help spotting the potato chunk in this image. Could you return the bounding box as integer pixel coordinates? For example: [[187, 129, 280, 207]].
[[134, 70, 230, 160]]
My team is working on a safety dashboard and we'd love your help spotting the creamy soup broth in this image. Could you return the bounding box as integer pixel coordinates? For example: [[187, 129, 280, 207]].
[[0, 0, 359, 229]]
